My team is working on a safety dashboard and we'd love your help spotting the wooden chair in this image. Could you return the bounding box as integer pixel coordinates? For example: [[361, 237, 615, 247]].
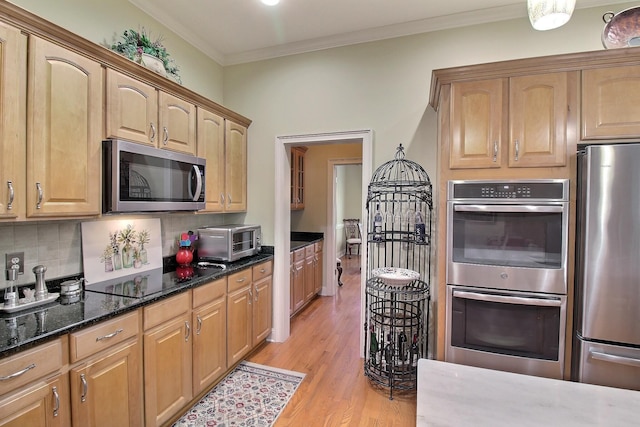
[[343, 219, 362, 258]]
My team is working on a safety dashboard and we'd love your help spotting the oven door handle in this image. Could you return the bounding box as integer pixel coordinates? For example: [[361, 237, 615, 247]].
[[453, 205, 564, 213], [589, 350, 640, 368], [452, 290, 563, 307]]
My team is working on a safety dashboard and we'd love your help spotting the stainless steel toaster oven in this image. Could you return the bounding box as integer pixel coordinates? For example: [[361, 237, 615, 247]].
[[197, 224, 261, 262]]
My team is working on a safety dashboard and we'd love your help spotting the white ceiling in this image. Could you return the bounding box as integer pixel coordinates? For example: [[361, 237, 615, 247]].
[[129, 0, 621, 65]]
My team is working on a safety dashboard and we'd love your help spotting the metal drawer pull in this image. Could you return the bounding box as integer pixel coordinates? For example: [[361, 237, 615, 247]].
[[196, 316, 202, 335], [492, 140, 498, 162], [590, 350, 640, 368], [514, 139, 520, 161], [7, 181, 13, 210], [0, 363, 36, 381], [52, 386, 59, 416], [236, 278, 246, 283], [96, 328, 123, 341], [36, 182, 43, 209], [150, 122, 156, 142], [185, 321, 190, 342], [80, 374, 87, 402]]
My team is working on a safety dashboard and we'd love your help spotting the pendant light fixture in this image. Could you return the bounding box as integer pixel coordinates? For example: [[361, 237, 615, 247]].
[[527, 0, 576, 31]]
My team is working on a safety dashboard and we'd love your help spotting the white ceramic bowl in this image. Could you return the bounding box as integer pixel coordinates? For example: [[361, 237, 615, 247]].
[[372, 267, 419, 286]]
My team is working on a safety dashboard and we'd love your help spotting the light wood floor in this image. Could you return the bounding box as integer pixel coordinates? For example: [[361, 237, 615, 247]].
[[247, 255, 417, 426]]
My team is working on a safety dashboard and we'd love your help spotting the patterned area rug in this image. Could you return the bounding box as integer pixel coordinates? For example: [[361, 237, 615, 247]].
[[173, 361, 305, 426]]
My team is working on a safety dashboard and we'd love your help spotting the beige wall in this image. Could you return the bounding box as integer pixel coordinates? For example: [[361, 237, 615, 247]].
[[9, 0, 224, 102], [225, 3, 635, 244]]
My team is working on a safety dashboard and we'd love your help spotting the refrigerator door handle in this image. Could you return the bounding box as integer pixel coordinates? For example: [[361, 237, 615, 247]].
[[589, 350, 640, 368]]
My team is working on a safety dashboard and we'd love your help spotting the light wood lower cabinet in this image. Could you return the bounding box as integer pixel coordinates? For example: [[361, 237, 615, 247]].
[[68, 311, 142, 427], [314, 242, 323, 295], [143, 293, 192, 427], [0, 338, 69, 427], [290, 242, 323, 316], [192, 278, 227, 396], [291, 248, 306, 314], [227, 268, 253, 366], [252, 261, 273, 345]]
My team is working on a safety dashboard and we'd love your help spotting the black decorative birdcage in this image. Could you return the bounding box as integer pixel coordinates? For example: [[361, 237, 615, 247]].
[[363, 144, 432, 399]]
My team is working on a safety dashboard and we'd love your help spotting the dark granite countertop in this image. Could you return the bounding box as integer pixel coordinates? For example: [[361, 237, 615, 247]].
[[290, 231, 323, 251], [0, 249, 273, 358]]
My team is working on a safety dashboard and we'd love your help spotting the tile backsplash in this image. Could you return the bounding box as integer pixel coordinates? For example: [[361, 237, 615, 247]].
[[0, 213, 243, 288]]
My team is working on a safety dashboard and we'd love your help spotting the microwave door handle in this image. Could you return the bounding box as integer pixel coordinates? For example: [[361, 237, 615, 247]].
[[190, 165, 203, 201], [453, 205, 564, 214], [589, 351, 640, 368], [452, 290, 563, 307]]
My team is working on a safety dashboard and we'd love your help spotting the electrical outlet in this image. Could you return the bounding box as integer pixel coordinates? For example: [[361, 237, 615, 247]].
[[5, 252, 24, 275]]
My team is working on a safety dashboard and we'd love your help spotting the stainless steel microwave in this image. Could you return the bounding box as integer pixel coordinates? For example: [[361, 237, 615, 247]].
[[197, 225, 262, 262], [103, 139, 206, 213]]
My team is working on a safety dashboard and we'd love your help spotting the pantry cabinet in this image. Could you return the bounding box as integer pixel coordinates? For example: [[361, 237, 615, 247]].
[[449, 72, 571, 170], [106, 69, 196, 155], [68, 311, 142, 427], [27, 35, 102, 217], [196, 109, 247, 212], [0, 22, 26, 220], [291, 147, 307, 210], [582, 65, 640, 140], [143, 293, 192, 427]]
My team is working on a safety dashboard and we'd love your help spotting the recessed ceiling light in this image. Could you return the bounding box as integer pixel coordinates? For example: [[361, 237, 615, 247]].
[[261, 0, 280, 5]]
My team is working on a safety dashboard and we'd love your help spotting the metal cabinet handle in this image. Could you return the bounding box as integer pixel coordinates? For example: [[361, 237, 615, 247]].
[[220, 193, 225, 205], [163, 127, 169, 145], [95, 328, 123, 342], [492, 141, 498, 162], [80, 373, 87, 402], [236, 278, 246, 283], [227, 194, 232, 206], [150, 122, 156, 142], [36, 182, 43, 209], [0, 363, 36, 381], [260, 268, 266, 273], [52, 386, 59, 417], [196, 316, 202, 335], [514, 139, 520, 161], [249, 289, 252, 305], [185, 321, 190, 342], [7, 181, 14, 210], [590, 350, 640, 368], [254, 286, 259, 302]]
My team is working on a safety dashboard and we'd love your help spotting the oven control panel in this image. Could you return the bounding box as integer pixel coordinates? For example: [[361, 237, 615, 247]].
[[448, 180, 568, 201]]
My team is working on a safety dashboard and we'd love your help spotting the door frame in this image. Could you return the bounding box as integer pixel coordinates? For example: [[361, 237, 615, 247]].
[[272, 129, 373, 345]]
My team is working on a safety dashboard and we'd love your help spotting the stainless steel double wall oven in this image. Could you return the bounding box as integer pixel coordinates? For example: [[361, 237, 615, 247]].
[[445, 179, 570, 379]]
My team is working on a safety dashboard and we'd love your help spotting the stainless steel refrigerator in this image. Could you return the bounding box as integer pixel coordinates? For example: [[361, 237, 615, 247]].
[[573, 143, 640, 391]]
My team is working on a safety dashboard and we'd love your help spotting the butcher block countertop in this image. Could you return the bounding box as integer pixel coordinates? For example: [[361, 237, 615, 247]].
[[417, 359, 640, 426]]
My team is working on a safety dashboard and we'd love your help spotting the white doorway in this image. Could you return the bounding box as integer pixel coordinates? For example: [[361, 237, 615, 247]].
[[272, 130, 372, 349]]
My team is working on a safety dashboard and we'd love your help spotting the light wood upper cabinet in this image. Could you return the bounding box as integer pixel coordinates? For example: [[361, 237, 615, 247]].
[[197, 108, 226, 212], [582, 65, 640, 139], [106, 69, 196, 155], [450, 73, 570, 170], [224, 120, 248, 212], [450, 78, 505, 169], [0, 22, 26, 220], [27, 36, 102, 217]]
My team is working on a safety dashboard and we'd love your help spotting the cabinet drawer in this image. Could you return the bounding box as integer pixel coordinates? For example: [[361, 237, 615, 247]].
[[0, 338, 64, 395], [252, 260, 273, 282], [144, 292, 190, 331], [305, 244, 315, 258], [293, 247, 305, 263], [315, 241, 323, 252], [193, 277, 226, 308], [227, 268, 252, 293], [69, 310, 139, 362]]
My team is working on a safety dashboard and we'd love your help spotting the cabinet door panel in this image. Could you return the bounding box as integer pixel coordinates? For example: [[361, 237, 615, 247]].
[[0, 22, 26, 219], [27, 36, 102, 217], [70, 339, 143, 427], [224, 120, 247, 212], [509, 73, 567, 167], [106, 70, 157, 146], [253, 275, 272, 345], [159, 92, 196, 154], [197, 107, 225, 212], [227, 287, 252, 365], [193, 296, 226, 395], [450, 79, 505, 169], [582, 65, 640, 139], [0, 374, 70, 427]]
